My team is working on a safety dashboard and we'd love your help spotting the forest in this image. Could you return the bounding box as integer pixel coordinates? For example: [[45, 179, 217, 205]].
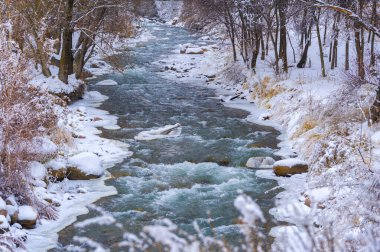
[[0, 0, 379, 251]]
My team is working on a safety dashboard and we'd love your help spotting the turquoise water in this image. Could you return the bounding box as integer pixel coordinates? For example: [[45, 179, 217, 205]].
[[54, 21, 281, 251]]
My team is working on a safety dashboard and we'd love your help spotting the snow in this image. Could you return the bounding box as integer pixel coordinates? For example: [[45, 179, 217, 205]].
[[155, 0, 183, 23], [185, 47, 204, 54], [95, 79, 118, 86], [0, 215, 9, 229], [46, 158, 67, 171], [0, 197, 6, 210], [371, 131, 380, 144], [307, 187, 331, 202], [135, 123, 182, 141], [273, 158, 308, 167], [30, 72, 82, 94], [31, 137, 58, 156], [25, 29, 133, 252], [26, 177, 117, 251], [68, 152, 103, 176], [234, 195, 265, 224], [17, 206, 37, 221], [6, 205, 17, 217], [29, 161, 47, 180]]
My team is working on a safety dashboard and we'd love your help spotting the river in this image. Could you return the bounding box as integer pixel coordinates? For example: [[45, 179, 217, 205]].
[[53, 21, 281, 251]]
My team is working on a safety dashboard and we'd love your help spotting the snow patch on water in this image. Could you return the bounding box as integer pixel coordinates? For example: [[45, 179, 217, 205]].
[[135, 123, 182, 141], [95, 79, 118, 86]]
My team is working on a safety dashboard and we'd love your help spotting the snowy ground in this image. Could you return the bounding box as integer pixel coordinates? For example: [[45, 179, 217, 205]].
[[155, 26, 379, 250], [19, 34, 141, 252], [17, 18, 378, 251], [24, 88, 131, 251]]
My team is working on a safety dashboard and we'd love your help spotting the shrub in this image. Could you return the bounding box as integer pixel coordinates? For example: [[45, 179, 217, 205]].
[[0, 38, 58, 218]]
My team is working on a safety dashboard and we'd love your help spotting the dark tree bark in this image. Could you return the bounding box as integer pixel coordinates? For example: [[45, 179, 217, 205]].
[[315, 10, 326, 77], [354, 0, 365, 79], [370, 88, 380, 123], [345, 37, 350, 71], [370, 0, 377, 66], [278, 0, 288, 73], [59, 0, 74, 84], [297, 21, 313, 68], [260, 31, 265, 60]]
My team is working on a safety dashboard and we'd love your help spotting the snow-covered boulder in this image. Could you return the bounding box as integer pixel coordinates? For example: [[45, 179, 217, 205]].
[[29, 161, 47, 180], [186, 47, 204, 54], [14, 206, 38, 229], [304, 187, 331, 209], [262, 157, 276, 166], [46, 159, 68, 181], [246, 157, 264, 168], [67, 152, 104, 180], [246, 156, 276, 168], [273, 158, 308, 176], [179, 43, 195, 54]]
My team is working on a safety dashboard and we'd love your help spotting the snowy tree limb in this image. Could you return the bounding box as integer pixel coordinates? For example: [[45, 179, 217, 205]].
[[303, 0, 380, 38]]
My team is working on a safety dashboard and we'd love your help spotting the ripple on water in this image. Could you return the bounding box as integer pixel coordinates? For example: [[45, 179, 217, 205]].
[[108, 162, 273, 230]]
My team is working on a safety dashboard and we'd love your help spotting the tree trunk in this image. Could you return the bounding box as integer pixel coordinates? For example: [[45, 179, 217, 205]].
[[323, 16, 328, 46], [251, 30, 261, 71], [278, 0, 288, 73], [261, 31, 265, 60], [370, 87, 380, 123], [287, 31, 296, 63], [37, 41, 51, 77], [345, 37, 350, 71], [270, 31, 280, 74], [370, 0, 377, 66], [315, 11, 326, 77], [297, 22, 313, 68], [355, 29, 365, 78], [297, 39, 310, 68], [59, 0, 74, 84]]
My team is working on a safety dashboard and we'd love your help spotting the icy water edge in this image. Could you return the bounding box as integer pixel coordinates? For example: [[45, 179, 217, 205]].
[[53, 22, 283, 251]]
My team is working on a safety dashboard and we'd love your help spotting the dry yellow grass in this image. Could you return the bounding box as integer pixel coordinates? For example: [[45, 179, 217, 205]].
[[292, 118, 318, 139], [253, 75, 285, 100], [51, 127, 74, 147], [242, 82, 249, 90]]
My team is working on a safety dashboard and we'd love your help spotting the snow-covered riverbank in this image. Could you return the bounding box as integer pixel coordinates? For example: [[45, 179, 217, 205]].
[[24, 86, 131, 251], [156, 23, 379, 249], [18, 34, 141, 251]]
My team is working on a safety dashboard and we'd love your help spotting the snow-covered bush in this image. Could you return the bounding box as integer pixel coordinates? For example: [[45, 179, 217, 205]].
[[0, 234, 26, 252], [0, 35, 58, 218], [62, 195, 271, 252]]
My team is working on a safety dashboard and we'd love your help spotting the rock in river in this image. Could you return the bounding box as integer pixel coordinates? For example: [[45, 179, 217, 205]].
[[246, 156, 276, 168], [273, 158, 308, 176], [67, 152, 104, 180]]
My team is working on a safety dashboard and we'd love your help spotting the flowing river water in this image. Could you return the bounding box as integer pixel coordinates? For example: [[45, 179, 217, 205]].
[[54, 22, 282, 251]]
